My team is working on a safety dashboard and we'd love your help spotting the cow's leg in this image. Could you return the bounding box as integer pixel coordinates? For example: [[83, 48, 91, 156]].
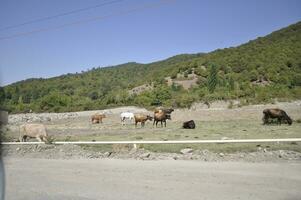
[[153, 120, 156, 127], [36, 136, 43, 142], [20, 135, 26, 142], [42, 136, 48, 142], [135, 121, 138, 128], [278, 117, 282, 125], [160, 120, 163, 127], [156, 120, 159, 127], [142, 122, 145, 127]]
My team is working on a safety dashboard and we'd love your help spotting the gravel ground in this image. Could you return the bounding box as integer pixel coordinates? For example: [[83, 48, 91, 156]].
[[2, 144, 301, 162], [4, 157, 301, 200]]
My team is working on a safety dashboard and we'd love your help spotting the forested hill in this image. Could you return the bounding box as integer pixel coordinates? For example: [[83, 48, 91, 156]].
[[1, 21, 301, 113]]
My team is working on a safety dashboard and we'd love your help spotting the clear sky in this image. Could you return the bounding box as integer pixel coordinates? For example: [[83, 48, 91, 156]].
[[0, 0, 301, 86]]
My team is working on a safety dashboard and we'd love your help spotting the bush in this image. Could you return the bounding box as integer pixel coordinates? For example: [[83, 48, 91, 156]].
[[39, 92, 72, 112], [207, 65, 218, 93]]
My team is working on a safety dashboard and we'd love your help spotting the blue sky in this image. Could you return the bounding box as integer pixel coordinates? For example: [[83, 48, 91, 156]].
[[0, 0, 301, 86]]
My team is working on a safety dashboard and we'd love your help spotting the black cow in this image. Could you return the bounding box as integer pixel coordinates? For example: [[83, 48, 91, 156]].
[[183, 120, 196, 129]]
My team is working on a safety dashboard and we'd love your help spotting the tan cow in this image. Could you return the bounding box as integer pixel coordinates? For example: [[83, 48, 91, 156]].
[[19, 124, 48, 142], [134, 114, 153, 127], [91, 114, 106, 124]]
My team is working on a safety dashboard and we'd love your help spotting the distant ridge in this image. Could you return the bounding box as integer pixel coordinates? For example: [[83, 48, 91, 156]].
[[1, 21, 301, 113]]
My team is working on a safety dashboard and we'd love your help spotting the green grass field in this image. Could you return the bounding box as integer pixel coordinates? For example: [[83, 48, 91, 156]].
[[57, 120, 301, 153], [3, 119, 301, 153]]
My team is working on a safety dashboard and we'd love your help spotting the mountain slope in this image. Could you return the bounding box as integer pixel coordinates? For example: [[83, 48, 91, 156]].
[[1, 21, 301, 113]]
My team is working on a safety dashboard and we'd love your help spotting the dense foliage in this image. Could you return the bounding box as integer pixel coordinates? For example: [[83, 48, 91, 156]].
[[1, 21, 301, 113]]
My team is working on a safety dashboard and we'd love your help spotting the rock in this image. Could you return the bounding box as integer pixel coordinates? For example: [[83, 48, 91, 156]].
[[16, 147, 20, 151], [104, 152, 112, 157], [180, 148, 193, 154], [140, 153, 151, 159], [221, 137, 229, 140], [219, 153, 225, 157], [200, 149, 209, 155]]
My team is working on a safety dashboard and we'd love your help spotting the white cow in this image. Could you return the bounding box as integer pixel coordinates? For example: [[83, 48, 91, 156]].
[[19, 123, 48, 142], [120, 112, 134, 125]]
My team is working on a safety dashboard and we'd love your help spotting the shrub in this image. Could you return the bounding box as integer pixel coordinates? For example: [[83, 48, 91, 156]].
[[207, 65, 218, 93]]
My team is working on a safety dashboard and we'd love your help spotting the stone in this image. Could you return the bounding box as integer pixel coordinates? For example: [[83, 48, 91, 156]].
[[104, 152, 112, 157], [140, 153, 151, 158], [180, 148, 193, 154]]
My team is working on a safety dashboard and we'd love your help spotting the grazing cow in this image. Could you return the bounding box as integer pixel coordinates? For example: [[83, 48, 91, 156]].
[[120, 112, 135, 125], [153, 109, 171, 127], [183, 120, 196, 129], [134, 114, 153, 127], [91, 114, 106, 124], [19, 124, 48, 142], [262, 108, 292, 125]]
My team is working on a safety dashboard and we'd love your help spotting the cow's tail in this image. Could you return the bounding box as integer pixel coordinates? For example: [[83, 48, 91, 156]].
[[282, 111, 293, 125]]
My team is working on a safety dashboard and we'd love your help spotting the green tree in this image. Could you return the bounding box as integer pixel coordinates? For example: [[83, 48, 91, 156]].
[[0, 87, 5, 106], [17, 96, 25, 112], [207, 65, 218, 93]]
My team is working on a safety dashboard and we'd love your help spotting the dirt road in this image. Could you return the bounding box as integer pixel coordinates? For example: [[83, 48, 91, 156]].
[[4, 158, 301, 200]]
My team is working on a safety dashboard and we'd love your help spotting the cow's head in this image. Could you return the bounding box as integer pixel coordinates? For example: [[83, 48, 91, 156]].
[[147, 115, 153, 121], [166, 114, 171, 120]]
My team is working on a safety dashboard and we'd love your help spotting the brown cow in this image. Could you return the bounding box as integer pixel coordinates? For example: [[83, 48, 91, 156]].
[[134, 114, 153, 127], [153, 109, 173, 127], [19, 123, 48, 142], [91, 114, 106, 124], [262, 108, 292, 125]]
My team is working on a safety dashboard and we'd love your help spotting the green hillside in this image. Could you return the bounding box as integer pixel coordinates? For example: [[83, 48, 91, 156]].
[[1, 21, 301, 113]]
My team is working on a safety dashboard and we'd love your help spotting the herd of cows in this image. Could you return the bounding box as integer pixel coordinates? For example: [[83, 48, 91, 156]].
[[18, 107, 293, 143]]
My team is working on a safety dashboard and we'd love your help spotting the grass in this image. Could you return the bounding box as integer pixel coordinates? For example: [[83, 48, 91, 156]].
[[49, 120, 301, 141], [3, 119, 301, 153]]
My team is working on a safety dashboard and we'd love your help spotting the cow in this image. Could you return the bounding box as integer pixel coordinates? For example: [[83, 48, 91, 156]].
[[19, 123, 48, 142], [120, 112, 135, 125], [183, 120, 196, 129], [134, 114, 153, 128], [91, 113, 106, 124], [153, 109, 171, 127], [262, 108, 292, 125]]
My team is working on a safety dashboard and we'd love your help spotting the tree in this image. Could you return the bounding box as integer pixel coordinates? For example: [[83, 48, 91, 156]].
[[17, 96, 25, 112], [207, 65, 218, 93], [0, 87, 5, 105]]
